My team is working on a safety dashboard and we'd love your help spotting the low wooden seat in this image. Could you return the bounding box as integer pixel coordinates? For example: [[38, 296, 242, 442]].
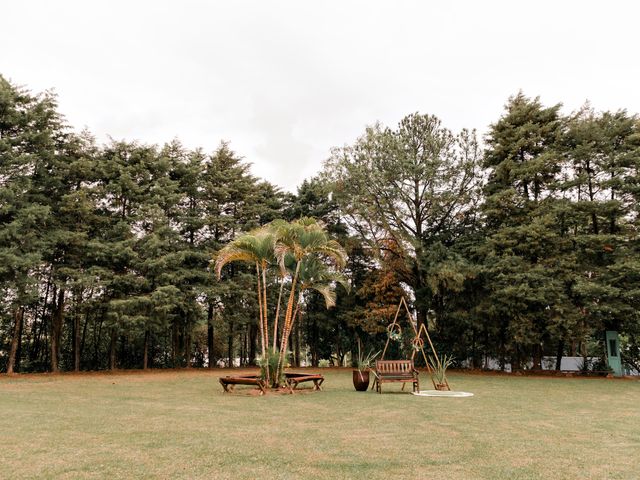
[[219, 374, 267, 395], [373, 360, 419, 393], [284, 373, 324, 393]]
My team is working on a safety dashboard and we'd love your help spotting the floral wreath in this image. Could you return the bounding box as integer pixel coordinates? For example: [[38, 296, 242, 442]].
[[411, 336, 424, 351], [387, 323, 402, 342]]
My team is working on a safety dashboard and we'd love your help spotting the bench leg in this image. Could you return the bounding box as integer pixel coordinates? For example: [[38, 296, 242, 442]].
[[314, 378, 324, 391], [286, 380, 295, 394]]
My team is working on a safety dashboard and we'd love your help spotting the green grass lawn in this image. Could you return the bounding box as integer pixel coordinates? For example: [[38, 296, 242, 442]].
[[1, 369, 638, 479]]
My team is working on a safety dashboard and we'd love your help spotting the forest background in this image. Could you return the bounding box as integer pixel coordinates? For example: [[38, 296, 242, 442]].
[[1, 75, 639, 374]]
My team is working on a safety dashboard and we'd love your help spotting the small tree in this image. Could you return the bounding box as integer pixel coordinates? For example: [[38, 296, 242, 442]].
[[214, 218, 347, 387]]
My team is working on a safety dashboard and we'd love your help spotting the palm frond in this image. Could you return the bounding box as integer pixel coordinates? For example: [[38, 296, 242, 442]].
[[214, 245, 258, 278], [309, 284, 337, 308]]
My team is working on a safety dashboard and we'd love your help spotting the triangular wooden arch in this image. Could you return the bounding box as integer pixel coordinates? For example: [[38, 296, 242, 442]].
[[380, 296, 450, 391]]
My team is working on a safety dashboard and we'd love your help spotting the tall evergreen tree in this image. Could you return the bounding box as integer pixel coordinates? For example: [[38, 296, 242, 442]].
[[0, 76, 63, 373]]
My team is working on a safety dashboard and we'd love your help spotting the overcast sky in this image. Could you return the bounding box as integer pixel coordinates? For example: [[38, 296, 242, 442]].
[[2, 1, 639, 191]]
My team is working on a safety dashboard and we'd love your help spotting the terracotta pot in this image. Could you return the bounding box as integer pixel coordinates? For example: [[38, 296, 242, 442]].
[[353, 369, 370, 391], [435, 382, 449, 391]]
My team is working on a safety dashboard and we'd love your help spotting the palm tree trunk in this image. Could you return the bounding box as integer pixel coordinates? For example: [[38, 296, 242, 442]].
[[255, 263, 270, 386], [276, 262, 301, 383], [273, 276, 285, 350], [279, 294, 302, 378], [262, 263, 269, 352], [256, 263, 266, 359]]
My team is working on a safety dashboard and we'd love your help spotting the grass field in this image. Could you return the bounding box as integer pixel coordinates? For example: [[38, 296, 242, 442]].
[[1, 369, 638, 479]]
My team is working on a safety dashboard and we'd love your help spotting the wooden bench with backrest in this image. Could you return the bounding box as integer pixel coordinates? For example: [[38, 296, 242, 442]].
[[373, 360, 419, 393]]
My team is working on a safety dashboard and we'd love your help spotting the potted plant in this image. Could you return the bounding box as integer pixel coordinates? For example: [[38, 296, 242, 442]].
[[353, 339, 380, 391], [429, 354, 453, 391]]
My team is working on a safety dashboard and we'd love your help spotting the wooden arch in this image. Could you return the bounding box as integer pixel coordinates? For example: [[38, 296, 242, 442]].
[[380, 296, 450, 390]]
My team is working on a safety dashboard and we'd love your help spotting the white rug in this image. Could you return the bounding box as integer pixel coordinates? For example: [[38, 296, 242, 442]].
[[412, 390, 474, 397]]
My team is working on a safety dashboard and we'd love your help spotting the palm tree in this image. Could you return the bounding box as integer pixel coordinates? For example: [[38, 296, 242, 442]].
[[214, 218, 347, 388], [214, 227, 276, 381], [273, 218, 347, 382]]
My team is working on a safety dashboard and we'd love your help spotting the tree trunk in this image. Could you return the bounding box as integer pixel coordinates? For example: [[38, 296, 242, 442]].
[[532, 344, 542, 370], [294, 317, 301, 367], [119, 334, 126, 368], [273, 277, 285, 350], [73, 309, 81, 372], [227, 320, 234, 368], [555, 337, 565, 371], [415, 305, 427, 330], [148, 333, 154, 369], [30, 315, 45, 363], [511, 344, 521, 372], [172, 322, 179, 367], [498, 322, 506, 371], [245, 326, 250, 365], [31, 275, 52, 362], [143, 329, 149, 370], [248, 323, 257, 365], [311, 317, 319, 367], [256, 264, 265, 360], [471, 328, 477, 369], [276, 262, 300, 382], [207, 303, 215, 368], [278, 296, 301, 381], [7, 307, 24, 374], [184, 323, 192, 368], [109, 328, 117, 370], [261, 264, 269, 355], [15, 309, 24, 372], [93, 317, 103, 369], [51, 288, 65, 373], [79, 311, 90, 363]]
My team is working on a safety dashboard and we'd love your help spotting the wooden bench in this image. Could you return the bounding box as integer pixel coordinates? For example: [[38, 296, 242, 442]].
[[219, 375, 267, 395], [284, 373, 324, 393], [373, 360, 419, 393]]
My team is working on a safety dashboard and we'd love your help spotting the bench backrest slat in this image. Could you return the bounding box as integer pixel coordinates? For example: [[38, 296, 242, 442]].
[[376, 360, 414, 374]]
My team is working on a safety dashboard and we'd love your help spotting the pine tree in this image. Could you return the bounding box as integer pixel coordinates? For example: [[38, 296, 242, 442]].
[[0, 76, 63, 373], [324, 113, 482, 327], [482, 92, 570, 370]]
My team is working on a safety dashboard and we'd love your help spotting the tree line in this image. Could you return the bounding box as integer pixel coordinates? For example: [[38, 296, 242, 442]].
[[1, 75, 639, 374]]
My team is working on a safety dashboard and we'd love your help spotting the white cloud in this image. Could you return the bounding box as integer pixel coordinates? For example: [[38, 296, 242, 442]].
[[2, 0, 639, 191]]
